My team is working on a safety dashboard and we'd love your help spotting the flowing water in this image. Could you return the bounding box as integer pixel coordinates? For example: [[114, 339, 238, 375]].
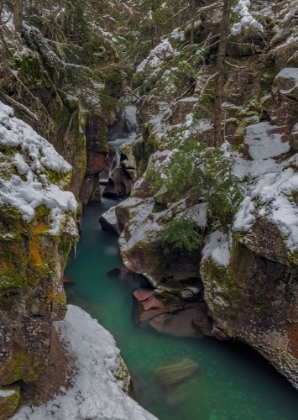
[[65, 199, 298, 420]]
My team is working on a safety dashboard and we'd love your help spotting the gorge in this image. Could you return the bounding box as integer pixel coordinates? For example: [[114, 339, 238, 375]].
[[1, 0, 298, 419]]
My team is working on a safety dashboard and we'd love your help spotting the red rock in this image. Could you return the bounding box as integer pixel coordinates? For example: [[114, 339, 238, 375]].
[[133, 288, 155, 302]]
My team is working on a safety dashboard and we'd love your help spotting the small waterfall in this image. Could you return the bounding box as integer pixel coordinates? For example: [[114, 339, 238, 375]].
[[74, 243, 77, 259]]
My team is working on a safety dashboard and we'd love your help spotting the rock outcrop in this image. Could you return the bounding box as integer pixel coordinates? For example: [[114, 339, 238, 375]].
[[108, 0, 298, 390], [0, 103, 78, 415]]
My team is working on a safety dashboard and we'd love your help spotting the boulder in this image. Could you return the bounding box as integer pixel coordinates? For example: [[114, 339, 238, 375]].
[[79, 175, 96, 204], [99, 206, 122, 235]]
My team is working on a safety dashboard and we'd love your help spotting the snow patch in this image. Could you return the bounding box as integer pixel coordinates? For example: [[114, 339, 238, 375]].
[[233, 120, 298, 255], [202, 231, 231, 267], [0, 389, 15, 398], [171, 28, 185, 41], [136, 38, 176, 75], [231, 0, 263, 36]]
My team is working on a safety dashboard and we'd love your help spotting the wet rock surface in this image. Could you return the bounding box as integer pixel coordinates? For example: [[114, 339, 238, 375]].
[[133, 287, 212, 338]]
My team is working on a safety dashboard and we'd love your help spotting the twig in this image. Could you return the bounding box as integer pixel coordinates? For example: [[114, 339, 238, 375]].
[[0, 91, 39, 122], [174, 79, 196, 101]]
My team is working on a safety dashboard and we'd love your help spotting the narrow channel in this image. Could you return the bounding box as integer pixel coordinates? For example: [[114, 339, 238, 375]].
[[65, 198, 298, 420]]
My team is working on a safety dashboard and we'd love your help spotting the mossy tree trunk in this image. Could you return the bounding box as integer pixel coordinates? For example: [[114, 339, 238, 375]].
[[13, 0, 23, 32], [213, 0, 232, 148]]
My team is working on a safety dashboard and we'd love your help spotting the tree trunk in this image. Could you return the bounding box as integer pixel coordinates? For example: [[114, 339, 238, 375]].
[[190, 0, 196, 45], [13, 0, 23, 32], [213, 0, 231, 148]]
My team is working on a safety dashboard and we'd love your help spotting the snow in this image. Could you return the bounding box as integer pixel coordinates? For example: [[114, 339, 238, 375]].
[[0, 389, 15, 398], [276, 68, 298, 86], [245, 123, 290, 160], [232, 121, 298, 254], [275, 68, 298, 94], [233, 196, 256, 231], [179, 96, 198, 103], [202, 231, 230, 267], [0, 102, 77, 237], [231, 0, 263, 36], [11, 305, 157, 420], [233, 122, 290, 180], [171, 28, 185, 41], [182, 203, 208, 228], [136, 38, 176, 74]]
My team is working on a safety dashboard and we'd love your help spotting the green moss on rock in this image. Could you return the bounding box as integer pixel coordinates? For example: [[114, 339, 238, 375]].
[[0, 385, 21, 420]]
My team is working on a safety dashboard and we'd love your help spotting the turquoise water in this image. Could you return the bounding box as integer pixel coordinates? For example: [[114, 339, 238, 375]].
[[65, 200, 298, 420]]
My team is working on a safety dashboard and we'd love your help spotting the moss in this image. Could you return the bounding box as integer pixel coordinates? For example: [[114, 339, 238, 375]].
[[201, 242, 253, 315], [97, 124, 109, 153], [46, 168, 72, 188], [58, 234, 73, 262], [260, 57, 277, 92], [0, 385, 20, 420], [0, 349, 42, 384], [14, 52, 50, 90], [0, 202, 61, 297]]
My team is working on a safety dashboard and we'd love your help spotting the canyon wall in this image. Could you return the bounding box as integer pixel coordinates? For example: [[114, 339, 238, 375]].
[[105, 0, 298, 389]]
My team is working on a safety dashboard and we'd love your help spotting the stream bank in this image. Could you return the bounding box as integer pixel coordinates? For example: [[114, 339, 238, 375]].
[[65, 201, 298, 420]]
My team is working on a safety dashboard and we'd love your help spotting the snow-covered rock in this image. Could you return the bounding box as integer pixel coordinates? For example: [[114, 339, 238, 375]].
[[0, 102, 77, 237], [11, 305, 157, 420]]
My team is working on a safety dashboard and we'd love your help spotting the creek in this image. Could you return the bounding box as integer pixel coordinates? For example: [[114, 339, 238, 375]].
[[65, 198, 298, 420]]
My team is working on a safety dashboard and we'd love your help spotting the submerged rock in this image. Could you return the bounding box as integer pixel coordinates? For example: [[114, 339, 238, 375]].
[[155, 356, 199, 388], [133, 287, 211, 338]]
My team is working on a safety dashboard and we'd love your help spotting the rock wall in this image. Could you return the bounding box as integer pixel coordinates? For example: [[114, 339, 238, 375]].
[[0, 103, 79, 417], [104, 0, 298, 389]]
